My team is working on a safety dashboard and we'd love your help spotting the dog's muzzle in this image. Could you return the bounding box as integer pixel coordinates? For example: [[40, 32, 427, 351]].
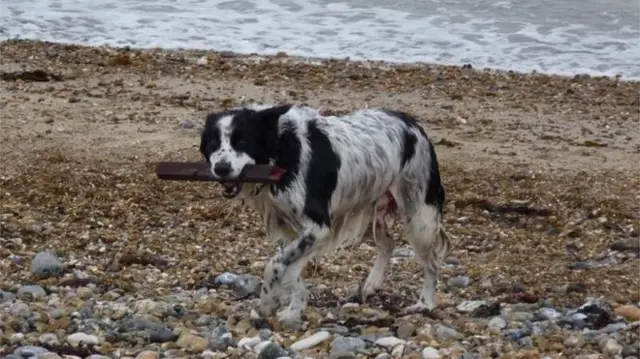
[[221, 181, 243, 198]]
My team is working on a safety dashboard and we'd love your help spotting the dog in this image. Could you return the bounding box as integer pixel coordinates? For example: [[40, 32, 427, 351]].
[[199, 103, 450, 327]]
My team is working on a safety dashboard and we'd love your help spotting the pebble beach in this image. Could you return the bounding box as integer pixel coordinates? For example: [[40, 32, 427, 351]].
[[0, 39, 639, 359]]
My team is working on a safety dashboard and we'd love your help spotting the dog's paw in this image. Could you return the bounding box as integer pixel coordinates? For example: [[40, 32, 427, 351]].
[[360, 281, 382, 303], [257, 296, 278, 317], [276, 307, 303, 330]]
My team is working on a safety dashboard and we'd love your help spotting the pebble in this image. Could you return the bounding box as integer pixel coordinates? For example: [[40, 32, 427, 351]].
[[422, 347, 442, 359], [135, 351, 160, 359], [488, 316, 508, 330], [432, 323, 460, 340], [196, 56, 208, 66], [233, 274, 261, 298], [599, 338, 623, 356], [391, 344, 405, 357], [13, 346, 50, 357], [31, 251, 64, 278], [214, 271, 238, 286], [39, 354, 63, 359], [456, 300, 487, 313], [258, 341, 288, 359], [0, 289, 16, 303], [330, 337, 366, 354], [38, 333, 60, 346], [178, 119, 197, 129], [374, 336, 406, 349], [17, 285, 47, 300], [447, 276, 471, 288], [614, 305, 640, 322], [66, 332, 100, 347], [238, 336, 262, 349], [563, 336, 584, 348], [290, 330, 331, 351], [176, 332, 208, 352], [207, 325, 234, 351]]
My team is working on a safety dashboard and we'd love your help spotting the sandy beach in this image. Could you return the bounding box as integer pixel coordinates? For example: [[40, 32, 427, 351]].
[[0, 39, 639, 358]]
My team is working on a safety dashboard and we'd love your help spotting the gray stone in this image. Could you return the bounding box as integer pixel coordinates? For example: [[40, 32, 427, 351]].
[[119, 317, 177, 343], [563, 336, 584, 348], [257, 341, 287, 359], [31, 251, 64, 278], [178, 119, 197, 129], [13, 345, 50, 357], [330, 337, 366, 354], [447, 276, 470, 288], [17, 285, 47, 301], [0, 289, 16, 303], [433, 324, 460, 340], [488, 317, 507, 330], [214, 272, 237, 287], [233, 274, 261, 299], [537, 307, 562, 321], [518, 336, 534, 348], [208, 325, 234, 351], [456, 300, 487, 313], [38, 333, 60, 346], [603, 322, 628, 333]]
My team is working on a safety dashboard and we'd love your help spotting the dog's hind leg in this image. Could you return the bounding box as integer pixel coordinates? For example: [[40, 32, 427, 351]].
[[361, 195, 395, 302], [403, 203, 450, 314]]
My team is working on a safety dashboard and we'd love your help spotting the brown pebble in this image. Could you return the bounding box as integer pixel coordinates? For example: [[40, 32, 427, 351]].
[[614, 305, 640, 322], [176, 332, 208, 352], [136, 351, 160, 359]]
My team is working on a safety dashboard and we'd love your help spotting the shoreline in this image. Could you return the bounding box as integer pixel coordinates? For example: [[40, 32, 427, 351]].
[[2, 38, 639, 83]]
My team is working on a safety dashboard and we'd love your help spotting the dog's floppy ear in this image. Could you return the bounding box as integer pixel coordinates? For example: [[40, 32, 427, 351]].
[[253, 105, 293, 158]]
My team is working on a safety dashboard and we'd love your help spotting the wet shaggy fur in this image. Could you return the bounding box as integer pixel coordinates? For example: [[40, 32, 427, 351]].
[[200, 103, 450, 327]]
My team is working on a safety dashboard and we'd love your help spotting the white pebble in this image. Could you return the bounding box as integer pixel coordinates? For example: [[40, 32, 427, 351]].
[[10, 333, 24, 344], [391, 344, 405, 357], [488, 316, 507, 330], [196, 56, 208, 66], [237, 336, 261, 349], [422, 346, 442, 359], [374, 336, 406, 349], [456, 300, 487, 313], [289, 331, 331, 351], [66, 332, 100, 347], [254, 340, 273, 354]]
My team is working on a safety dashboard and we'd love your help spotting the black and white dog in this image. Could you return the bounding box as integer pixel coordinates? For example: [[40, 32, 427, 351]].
[[200, 104, 450, 327]]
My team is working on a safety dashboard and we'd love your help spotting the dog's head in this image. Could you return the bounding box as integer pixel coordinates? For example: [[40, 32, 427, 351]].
[[199, 104, 291, 196]]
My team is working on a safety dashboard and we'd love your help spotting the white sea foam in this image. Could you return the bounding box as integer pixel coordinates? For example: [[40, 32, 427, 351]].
[[0, 0, 638, 80]]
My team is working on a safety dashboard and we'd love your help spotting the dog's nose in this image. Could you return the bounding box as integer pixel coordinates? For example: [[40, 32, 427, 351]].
[[213, 162, 232, 177]]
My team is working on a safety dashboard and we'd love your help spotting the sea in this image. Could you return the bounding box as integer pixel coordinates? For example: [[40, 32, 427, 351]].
[[1, 0, 639, 80]]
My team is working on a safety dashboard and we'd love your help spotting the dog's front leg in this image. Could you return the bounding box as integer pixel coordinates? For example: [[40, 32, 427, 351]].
[[259, 223, 329, 328]]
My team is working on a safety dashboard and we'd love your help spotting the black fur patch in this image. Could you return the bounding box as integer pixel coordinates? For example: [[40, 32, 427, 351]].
[[401, 130, 417, 167], [303, 120, 341, 227], [425, 141, 446, 214]]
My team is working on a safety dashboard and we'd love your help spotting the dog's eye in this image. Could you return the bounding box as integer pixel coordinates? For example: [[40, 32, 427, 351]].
[[209, 138, 219, 150], [231, 133, 247, 148]]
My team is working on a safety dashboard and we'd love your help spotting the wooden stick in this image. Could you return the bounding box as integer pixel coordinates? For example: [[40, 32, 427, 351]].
[[156, 162, 285, 183]]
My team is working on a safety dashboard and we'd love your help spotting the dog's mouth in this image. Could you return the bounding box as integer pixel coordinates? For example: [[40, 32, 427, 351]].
[[221, 181, 243, 198]]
